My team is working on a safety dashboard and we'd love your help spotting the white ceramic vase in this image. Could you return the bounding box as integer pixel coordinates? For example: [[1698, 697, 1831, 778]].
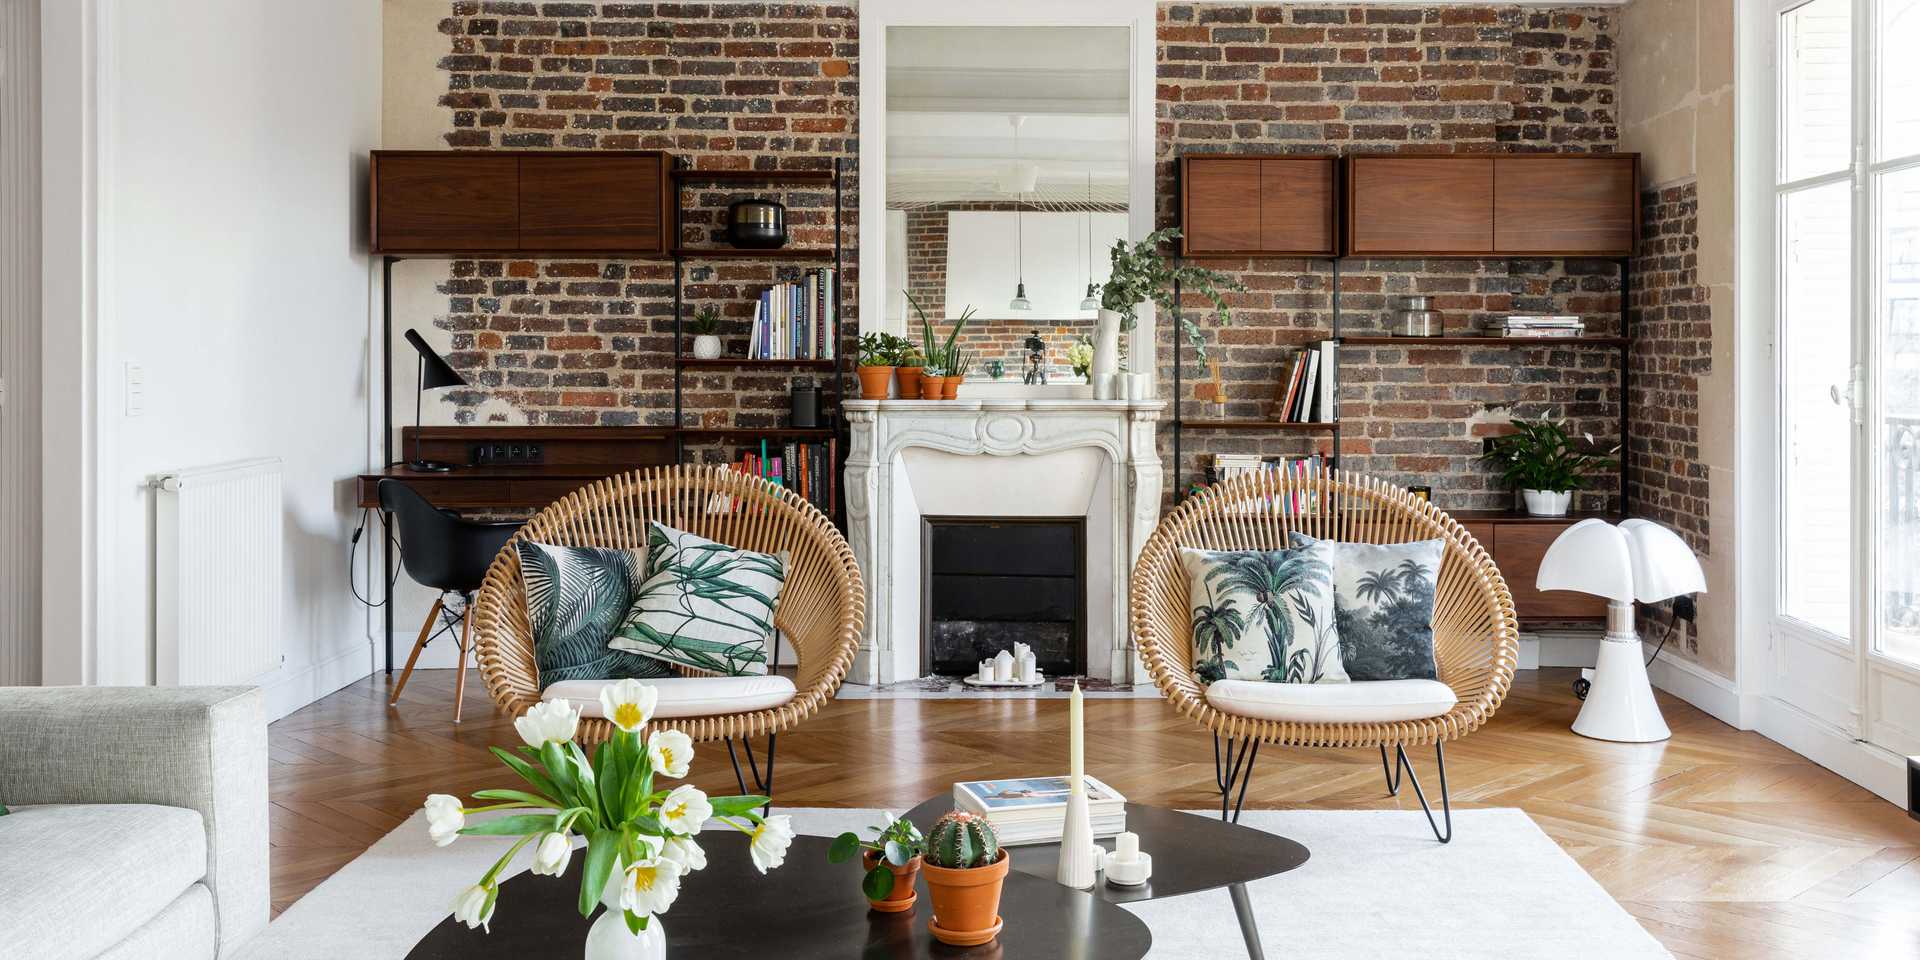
[[691, 334, 723, 360], [586, 871, 666, 960], [1055, 790, 1097, 889], [1522, 488, 1572, 517], [1090, 309, 1122, 389]]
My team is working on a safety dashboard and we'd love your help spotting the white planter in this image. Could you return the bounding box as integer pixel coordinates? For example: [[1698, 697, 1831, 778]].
[[1127, 372, 1152, 400], [584, 910, 666, 960], [1092, 373, 1118, 401], [1521, 489, 1572, 517], [691, 335, 723, 360], [1090, 309, 1122, 385]]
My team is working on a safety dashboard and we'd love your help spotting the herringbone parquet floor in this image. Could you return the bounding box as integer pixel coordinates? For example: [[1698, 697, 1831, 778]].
[[268, 668, 1920, 958]]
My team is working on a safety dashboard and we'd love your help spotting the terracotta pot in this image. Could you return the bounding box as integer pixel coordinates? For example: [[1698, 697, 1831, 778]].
[[923, 850, 1010, 947], [856, 365, 895, 400], [919, 375, 946, 400], [895, 366, 924, 399], [862, 850, 922, 914], [942, 376, 960, 399]]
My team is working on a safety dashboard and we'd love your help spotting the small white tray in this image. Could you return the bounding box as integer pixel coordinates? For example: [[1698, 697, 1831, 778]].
[[962, 676, 1046, 688]]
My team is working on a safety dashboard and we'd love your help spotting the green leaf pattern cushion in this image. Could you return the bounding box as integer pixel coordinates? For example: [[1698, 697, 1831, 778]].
[[1290, 533, 1444, 681], [516, 541, 674, 689], [609, 522, 787, 676], [1180, 540, 1347, 685]]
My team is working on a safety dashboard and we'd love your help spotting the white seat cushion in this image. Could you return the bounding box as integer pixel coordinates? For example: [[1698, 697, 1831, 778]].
[[542, 675, 797, 720], [0, 804, 208, 960], [1204, 679, 1458, 723]]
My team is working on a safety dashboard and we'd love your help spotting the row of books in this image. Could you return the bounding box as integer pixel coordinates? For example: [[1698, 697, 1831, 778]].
[[730, 438, 838, 517], [952, 775, 1128, 847], [748, 267, 838, 360], [1209, 453, 1326, 513], [1481, 315, 1587, 337], [1274, 340, 1339, 422]]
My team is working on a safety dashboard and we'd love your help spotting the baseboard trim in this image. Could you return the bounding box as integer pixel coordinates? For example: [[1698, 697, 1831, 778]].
[[259, 642, 374, 722], [1751, 696, 1908, 806], [1644, 650, 1750, 730]]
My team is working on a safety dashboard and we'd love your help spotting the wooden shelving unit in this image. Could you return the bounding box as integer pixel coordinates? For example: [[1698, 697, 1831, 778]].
[[668, 247, 835, 260], [671, 168, 834, 185], [676, 427, 836, 441], [677, 357, 838, 370], [1177, 420, 1339, 432], [1339, 335, 1630, 348]]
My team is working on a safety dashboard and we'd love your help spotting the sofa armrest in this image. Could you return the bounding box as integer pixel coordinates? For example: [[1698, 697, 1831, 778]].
[[0, 686, 269, 958]]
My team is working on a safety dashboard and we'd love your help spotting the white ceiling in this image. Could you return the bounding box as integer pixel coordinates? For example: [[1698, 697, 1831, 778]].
[[887, 26, 1130, 208]]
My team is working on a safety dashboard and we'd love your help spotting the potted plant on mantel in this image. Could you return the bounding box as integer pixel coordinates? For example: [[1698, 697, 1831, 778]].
[[688, 306, 724, 360], [1478, 417, 1619, 517], [920, 811, 1009, 947], [908, 292, 975, 401], [826, 813, 927, 913], [1096, 226, 1245, 400], [857, 332, 902, 400]]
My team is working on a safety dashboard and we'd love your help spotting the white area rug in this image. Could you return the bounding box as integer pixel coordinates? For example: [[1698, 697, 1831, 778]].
[[242, 807, 1671, 960]]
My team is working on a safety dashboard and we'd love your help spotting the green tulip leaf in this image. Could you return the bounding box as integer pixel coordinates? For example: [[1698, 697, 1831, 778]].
[[459, 813, 564, 837], [578, 829, 619, 919], [708, 795, 770, 817]]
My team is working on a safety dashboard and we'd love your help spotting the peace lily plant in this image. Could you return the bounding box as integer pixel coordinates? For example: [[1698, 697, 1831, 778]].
[[421, 679, 793, 953]]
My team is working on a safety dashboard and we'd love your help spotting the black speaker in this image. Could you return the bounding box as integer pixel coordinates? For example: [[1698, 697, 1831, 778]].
[[790, 379, 819, 428]]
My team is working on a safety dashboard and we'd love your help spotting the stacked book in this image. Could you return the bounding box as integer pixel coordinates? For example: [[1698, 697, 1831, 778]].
[[1272, 339, 1339, 422], [730, 438, 838, 516], [748, 267, 838, 360], [1208, 454, 1325, 513], [951, 775, 1127, 846], [1483, 315, 1586, 338]]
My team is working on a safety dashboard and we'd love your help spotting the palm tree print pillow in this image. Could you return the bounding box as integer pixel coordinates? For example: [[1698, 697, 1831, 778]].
[[1289, 533, 1444, 681], [516, 541, 674, 689], [1179, 541, 1347, 685], [609, 522, 787, 676]]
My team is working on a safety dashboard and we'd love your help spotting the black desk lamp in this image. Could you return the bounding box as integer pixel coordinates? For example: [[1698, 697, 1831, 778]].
[[403, 329, 467, 473]]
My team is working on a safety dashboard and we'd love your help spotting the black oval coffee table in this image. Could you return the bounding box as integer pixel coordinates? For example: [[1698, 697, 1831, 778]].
[[405, 834, 1151, 958], [903, 796, 1309, 959]]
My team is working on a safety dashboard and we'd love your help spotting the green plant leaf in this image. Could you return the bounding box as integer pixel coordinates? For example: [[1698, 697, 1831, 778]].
[[578, 829, 620, 919], [862, 865, 896, 900], [828, 832, 861, 863], [472, 788, 561, 809], [625, 909, 647, 935], [709, 795, 770, 817], [884, 839, 912, 866], [489, 746, 563, 802], [459, 813, 564, 837]]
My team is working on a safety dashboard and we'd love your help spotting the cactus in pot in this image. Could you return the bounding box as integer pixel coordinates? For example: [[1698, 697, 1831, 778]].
[[920, 811, 1010, 946]]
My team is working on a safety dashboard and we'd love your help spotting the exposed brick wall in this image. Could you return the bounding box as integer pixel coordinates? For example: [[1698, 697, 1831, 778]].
[[1156, 3, 1624, 512], [1627, 181, 1709, 550], [427, 1, 858, 437]]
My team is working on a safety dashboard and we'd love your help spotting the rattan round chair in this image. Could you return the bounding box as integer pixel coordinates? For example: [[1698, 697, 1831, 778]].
[[470, 465, 864, 799], [1130, 468, 1519, 841]]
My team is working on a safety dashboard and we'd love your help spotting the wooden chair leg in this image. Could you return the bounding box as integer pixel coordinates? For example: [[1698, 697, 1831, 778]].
[[453, 596, 472, 724], [389, 596, 444, 706]]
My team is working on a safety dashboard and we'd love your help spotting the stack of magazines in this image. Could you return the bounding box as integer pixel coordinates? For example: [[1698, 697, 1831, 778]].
[[951, 775, 1127, 846], [1483, 315, 1586, 338]]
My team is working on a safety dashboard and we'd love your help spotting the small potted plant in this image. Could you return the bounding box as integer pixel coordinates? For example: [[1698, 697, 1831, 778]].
[[946, 349, 974, 399], [857, 332, 897, 400], [689, 306, 724, 360], [920, 811, 1008, 946], [1097, 227, 1244, 398], [910, 293, 974, 401], [917, 364, 947, 399], [826, 813, 926, 913], [895, 343, 926, 401], [1478, 417, 1618, 517]]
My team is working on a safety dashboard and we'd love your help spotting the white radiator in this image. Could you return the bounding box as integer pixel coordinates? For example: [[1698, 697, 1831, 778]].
[[154, 458, 284, 685]]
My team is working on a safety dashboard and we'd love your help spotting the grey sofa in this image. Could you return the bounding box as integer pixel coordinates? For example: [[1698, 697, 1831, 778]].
[[0, 686, 269, 960]]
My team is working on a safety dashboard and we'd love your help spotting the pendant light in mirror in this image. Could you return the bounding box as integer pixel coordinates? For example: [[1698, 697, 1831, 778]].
[[1008, 116, 1032, 311], [1078, 172, 1101, 311]]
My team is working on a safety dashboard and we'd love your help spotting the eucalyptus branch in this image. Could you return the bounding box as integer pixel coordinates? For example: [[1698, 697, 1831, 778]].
[[1098, 227, 1245, 364]]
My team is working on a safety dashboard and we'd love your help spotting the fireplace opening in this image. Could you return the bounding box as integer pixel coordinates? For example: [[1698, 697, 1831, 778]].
[[921, 517, 1087, 677]]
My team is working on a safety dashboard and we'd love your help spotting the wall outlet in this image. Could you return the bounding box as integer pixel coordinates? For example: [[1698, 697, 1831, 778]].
[[123, 362, 146, 417]]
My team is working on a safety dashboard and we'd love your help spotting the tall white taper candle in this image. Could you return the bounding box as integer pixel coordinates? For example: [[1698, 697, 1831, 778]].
[[1069, 681, 1084, 794]]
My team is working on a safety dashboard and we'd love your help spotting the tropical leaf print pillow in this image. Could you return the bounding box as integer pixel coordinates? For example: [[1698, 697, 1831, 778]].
[[516, 541, 674, 689], [1290, 533, 1444, 681], [1179, 541, 1347, 685], [609, 522, 787, 676]]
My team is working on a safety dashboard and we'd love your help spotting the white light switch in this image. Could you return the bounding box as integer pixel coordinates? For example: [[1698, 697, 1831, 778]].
[[124, 362, 146, 417]]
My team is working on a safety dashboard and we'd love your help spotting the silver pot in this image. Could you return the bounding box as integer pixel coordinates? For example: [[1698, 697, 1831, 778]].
[[1392, 296, 1443, 337]]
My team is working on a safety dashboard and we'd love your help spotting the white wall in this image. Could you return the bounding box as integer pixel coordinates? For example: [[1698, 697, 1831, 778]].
[[944, 211, 1125, 320], [3, 0, 44, 685], [89, 0, 381, 716]]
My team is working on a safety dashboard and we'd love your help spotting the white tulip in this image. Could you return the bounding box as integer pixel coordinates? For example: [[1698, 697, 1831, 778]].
[[748, 814, 795, 874], [424, 794, 465, 847], [657, 784, 712, 836], [451, 883, 496, 932], [513, 699, 580, 748], [647, 729, 694, 779], [662, 834, 707, 873], [599, 679, 659, 733], [531, 831, 573, 877], [618, 856, 684, 918]]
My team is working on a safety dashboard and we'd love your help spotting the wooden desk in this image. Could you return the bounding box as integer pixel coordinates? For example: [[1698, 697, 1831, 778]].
[[355, 464, 640, 510], [361, 426, 677, 510]]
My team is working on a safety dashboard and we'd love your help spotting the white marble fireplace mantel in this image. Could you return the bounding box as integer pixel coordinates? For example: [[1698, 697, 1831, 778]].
[[843, 398, 1164, 685]]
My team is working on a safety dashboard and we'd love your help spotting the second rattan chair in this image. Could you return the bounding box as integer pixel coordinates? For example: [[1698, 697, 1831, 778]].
[[470, 465, 865, 803], [1129, 468, 1519, 842]]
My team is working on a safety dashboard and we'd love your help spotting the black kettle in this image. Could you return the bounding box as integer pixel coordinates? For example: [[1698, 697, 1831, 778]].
[[726, 198, 788, 249]]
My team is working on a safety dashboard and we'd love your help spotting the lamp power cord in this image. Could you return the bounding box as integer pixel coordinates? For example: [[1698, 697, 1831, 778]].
[[1572, 594, 1696, 701]]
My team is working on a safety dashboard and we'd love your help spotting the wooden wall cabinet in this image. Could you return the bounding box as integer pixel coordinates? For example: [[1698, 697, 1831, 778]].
[[370, 150, 674, 256], [1180, 155, 1337, 257], [1342, 153, 1639, 258], [1457, 513, 1610, 621]]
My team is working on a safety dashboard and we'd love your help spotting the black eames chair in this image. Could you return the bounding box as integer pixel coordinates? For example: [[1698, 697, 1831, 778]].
[[380, 479, 520, 722]]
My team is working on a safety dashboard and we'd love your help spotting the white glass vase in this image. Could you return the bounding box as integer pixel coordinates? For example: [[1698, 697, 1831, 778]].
[[584, 911, 665, 960]]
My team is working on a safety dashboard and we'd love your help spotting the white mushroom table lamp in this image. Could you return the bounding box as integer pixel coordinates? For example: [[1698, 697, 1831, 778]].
[[1536, 518, 1707, 743]]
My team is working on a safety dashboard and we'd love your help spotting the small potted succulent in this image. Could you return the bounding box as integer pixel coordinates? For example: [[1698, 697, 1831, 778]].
[[909, 292, 974, 401], [826, 813, 926, 913], [920, 811, 1008, 947], [1478, 417, 1618, 517], [857, 332, 899, 400], [689, 306, 724, 360], [917, 364, 948, 399], [894, 344, 926, 401], [945, 349, 974, 399]]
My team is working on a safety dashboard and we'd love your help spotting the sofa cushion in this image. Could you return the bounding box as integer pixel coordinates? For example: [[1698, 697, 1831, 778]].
[[1180, 541, 1347, 684], [516, 541, 675, 689], [94, 883, 216, 960], [0, 804, 207, 960], [1204, 678, 1458, 724], [542, 675, 798, 720], [1289, 533, 1445, 681], [610, 522, 788, 677]]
